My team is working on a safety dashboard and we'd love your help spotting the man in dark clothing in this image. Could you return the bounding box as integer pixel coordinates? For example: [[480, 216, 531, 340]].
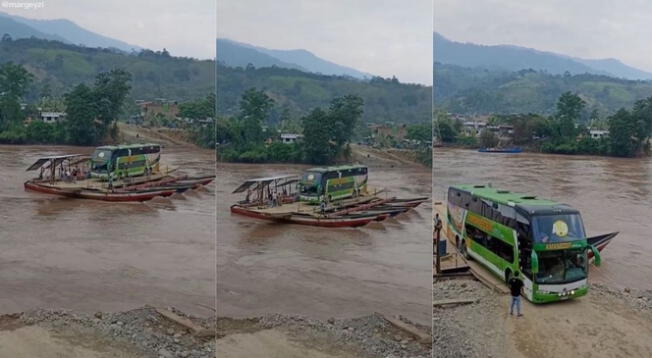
[[508, 272, 524, 316]]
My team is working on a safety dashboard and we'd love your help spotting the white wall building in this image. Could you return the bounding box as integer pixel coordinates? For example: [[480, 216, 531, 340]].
[[40, 112, 66, 124], [280, 133, 303, 144], [589, 129, 609, 139]]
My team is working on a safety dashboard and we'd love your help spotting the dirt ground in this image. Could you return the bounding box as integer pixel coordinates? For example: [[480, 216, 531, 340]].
[[216, 314, 431, 358], [433, 279, 652, 358], [0, 307, 215, 358]]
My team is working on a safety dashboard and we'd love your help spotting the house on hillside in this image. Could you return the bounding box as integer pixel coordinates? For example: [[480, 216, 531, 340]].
[[461, 121, 487, 136], [40, 111, 66, 124], [589, 129, 609, 139], [280, 133, 303, 144]]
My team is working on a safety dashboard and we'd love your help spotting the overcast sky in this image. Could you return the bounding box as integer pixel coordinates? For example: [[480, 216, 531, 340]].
[[435, 0, 652, 73], [218, 0, 432, 85], [1, 0, 215, 59]]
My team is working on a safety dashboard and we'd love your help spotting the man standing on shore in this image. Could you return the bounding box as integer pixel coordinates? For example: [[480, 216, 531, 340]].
[[509, 272, 524, 317]]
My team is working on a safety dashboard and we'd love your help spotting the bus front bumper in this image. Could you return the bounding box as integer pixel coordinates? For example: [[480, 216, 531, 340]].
[[531, 284, 588, 303]]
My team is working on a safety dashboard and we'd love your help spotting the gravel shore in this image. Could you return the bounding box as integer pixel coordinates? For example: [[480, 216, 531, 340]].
[[433, 278, 652, 358], [218, 313, 431, 358], [1, 306, 215, 358]]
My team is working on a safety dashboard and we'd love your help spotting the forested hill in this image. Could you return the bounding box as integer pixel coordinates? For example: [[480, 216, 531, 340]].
[[434, 62, 652, 116], [216, 64, 431, 125], [0, 37, 214, 101]]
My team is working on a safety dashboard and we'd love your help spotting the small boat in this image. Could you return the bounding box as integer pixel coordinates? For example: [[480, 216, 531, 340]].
[[230, 204, 390, 227], [385, 197, 429, 208], [587, 232, 618, 258], [478, 147, 523, 153], [24, 181, 175, 201]]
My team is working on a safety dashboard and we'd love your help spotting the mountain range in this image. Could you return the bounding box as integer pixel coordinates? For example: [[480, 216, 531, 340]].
[[216, 38, 372, 79], [0, 11, 141, 52], [434, 32, 652, 81]]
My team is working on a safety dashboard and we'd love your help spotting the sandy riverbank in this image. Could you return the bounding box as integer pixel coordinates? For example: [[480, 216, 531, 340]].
[[0, 307, 215, 358], [432, 279, 652, 357], [217, 313, 431, 358]]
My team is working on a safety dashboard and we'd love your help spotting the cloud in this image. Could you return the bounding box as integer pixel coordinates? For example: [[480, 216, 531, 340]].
[[218, 0, 432, 85], [2, 0, 215, 59], [434, 0, 652, 72]]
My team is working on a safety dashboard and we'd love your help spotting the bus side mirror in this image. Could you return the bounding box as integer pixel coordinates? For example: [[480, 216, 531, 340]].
[[590, 245, 601, 267], [531, 251, 539, 274]]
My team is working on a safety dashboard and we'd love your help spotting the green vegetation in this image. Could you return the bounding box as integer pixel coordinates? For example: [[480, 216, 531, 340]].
[[0, 63, 131, 145], [218, 88, 363, 164], [178, 93, 216, 149], [217, 64, 430, 127], [0, 37, 213, 102], [435, 91, 652, 157], [435, 63, 652, 116]]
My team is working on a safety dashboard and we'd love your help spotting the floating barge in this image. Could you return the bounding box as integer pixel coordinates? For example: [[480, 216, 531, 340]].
[[230, 174, 427, 228], [24, 153, 214, 202]]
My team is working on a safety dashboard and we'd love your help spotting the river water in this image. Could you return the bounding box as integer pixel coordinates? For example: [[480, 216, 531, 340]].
[[217, 161, 432, 325], [434, 147, 652, 291], [0, 144, 215, 316]]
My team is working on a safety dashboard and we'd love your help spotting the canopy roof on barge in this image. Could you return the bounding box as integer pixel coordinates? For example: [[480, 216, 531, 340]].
[[26, 154, 87, 171], [232, 175, 298, 193]]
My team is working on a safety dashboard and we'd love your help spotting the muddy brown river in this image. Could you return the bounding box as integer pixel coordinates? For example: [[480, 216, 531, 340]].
[[0, 144, 215, 316], [217, 161, 432, 325], [434, 148, 652, 291]]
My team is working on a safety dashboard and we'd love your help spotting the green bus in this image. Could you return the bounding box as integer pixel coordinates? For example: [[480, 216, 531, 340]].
[[298, 165, 368, 203], [446, 184, 601, 303], [90, 143, 161, 180]]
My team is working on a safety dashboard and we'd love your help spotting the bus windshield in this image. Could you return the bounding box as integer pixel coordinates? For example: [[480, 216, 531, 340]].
[[536, 248, 587, 284], [91, 149, 113, 172], [300, 172, 322, 195], [92, 149, 112, 162], [532, 213, 585, 243]]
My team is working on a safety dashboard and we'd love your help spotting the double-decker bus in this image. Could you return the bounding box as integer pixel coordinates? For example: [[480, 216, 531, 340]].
[[446, 184, 601, 303], [298, 165, 368, 203], [90, 144, 161, 180]]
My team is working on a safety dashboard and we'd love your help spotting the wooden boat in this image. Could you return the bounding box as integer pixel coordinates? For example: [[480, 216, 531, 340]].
[[478, 147, 523, 153], [385, 197, 428, 208], [230, 204, 390, 227], [587, 232, 618, 258], [24, 180, 175, 202]]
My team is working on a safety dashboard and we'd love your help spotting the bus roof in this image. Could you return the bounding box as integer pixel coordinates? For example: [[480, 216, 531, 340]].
[[305, 164, 366, 173], [452, 184, 579, 215], [95, 143, 160, 150]]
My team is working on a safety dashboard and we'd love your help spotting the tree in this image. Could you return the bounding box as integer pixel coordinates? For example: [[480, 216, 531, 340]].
[[64, 84, 99, 145], [433, 112, 458, 143], [93, 69, 132, 139], [406, 123, 431, 143], [239, 88, 274, 144], [179, 93, 216, 120], [302, 108, 336, 164], [608, 108, 641, 157], [478, 129, 499, 148], [328, 95, 364, 152], [555, 92, 585, 138], [0, 62, 33, 130]]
